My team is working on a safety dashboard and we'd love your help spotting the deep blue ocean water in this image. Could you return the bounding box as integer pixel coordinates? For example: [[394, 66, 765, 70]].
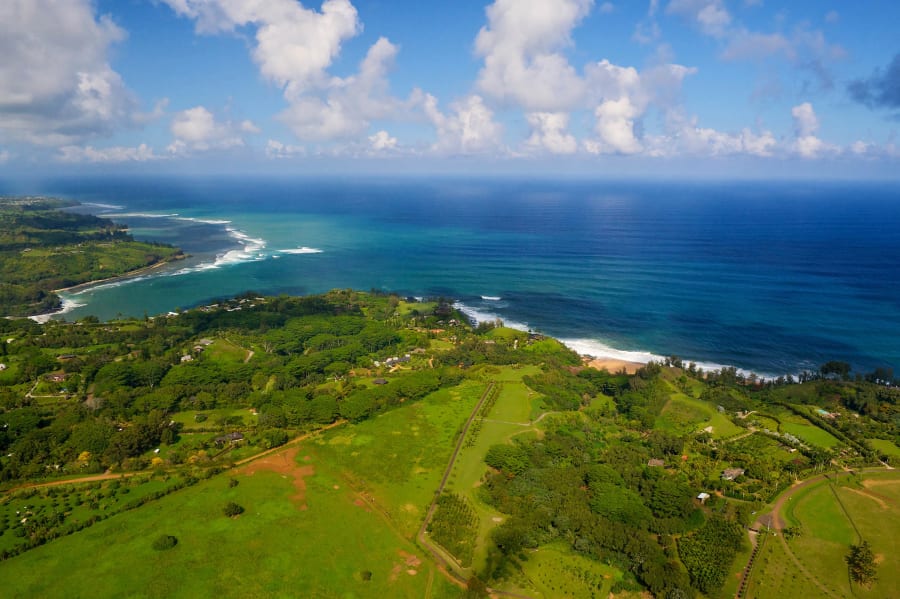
[[4, 177, 899, 377]]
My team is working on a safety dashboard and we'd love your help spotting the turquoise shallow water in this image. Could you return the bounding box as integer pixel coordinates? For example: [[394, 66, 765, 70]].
[[6, 176, 900, 376]]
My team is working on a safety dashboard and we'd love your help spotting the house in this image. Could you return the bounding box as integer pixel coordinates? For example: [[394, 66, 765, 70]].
[[214, 432, 244, 446], [373, 378, 388, 385], [57, 354, 76, 361], [180, 355, 193, 363], [697, 492, 711, 504], [721, 468, 745, 481], [47, 373, 66, 383], [0, 364, 6, 371], [647, 458, 665, 467]]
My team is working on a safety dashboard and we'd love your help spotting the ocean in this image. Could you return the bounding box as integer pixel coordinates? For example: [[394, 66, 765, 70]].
[[5, 176, 899, 377]]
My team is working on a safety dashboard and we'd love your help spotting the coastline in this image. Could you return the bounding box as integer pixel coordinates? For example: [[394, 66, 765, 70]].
[[584, 357, 643, 375], [52, 255, 185, 294], [27, 254, 187, 322]]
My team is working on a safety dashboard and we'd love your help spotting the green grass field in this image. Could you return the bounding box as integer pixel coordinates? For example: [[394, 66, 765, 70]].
[[444, 367, 541, 572], [780, 419, 840, 449], [744, 532, 823, 598], [869, 438, 900, 457], [312, 379, 485, 538], [768, 472, 900, 599], [656, 391, 743, 439], [201, 339, 249, 363], [0, 456, 461, 598]]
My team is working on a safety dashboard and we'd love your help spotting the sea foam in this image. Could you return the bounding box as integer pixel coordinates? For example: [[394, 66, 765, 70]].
[[30, 297, 87, 323], [454, 303, 779, 379], [279, 247, 323, 254]]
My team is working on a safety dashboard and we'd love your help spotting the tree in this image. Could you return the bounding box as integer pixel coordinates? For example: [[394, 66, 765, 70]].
[[846, 540, 877, 587], [223, 502, 244, 517], [151, 534, 178, 551]]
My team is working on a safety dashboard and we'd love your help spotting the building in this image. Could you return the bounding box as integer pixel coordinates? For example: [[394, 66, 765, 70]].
[[647, 458, 665, 467], [697, 492, 711, 504], [214, 432, 244, 446], [721, 468, 745, 481], [0, 364, 6, 371]]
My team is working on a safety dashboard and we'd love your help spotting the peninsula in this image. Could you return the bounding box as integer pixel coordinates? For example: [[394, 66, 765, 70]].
[[0, 197, 184, 317]]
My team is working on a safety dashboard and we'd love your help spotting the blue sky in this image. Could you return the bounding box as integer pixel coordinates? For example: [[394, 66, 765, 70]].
[[1, 0, 899, 177]]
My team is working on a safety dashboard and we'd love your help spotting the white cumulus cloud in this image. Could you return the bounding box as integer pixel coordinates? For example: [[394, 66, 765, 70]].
[[475, 0, 592, 112], [165, 1, 402, 145], [369, 130, 398, 151], [526, 113, 578, 154], [0, 0, 136, 146], [790, 102, 837, 159], [423, 94, 504, 155], [168, 106, 255, 153]]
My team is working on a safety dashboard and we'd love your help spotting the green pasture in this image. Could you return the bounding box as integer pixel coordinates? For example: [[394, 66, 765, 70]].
[[744, 532, 822, 598], [445, 370, 539, 572], [0, 463, 460, 598], [869, 438, 900, 457], [201, 339, 249, 363], [774, 472, 900, 598], [656, 392, 743, 439], [312, 379, 485, 537], [748, 413, 781, 432], [780, 419, 840, 449]]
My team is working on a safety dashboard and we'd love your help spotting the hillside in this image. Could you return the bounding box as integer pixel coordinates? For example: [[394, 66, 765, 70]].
[[0, 291, 897, 598]]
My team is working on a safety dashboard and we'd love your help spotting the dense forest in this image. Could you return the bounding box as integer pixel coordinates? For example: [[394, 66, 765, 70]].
[[0, 289, 897, 597], [0, 197, 183, 316]]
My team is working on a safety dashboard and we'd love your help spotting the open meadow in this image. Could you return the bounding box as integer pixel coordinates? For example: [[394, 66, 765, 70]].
[[0, 447, 462, 598], [746, 471, 900, 599]]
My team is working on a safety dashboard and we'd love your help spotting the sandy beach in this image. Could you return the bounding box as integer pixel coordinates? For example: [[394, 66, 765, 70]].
[[585, 357, 644, 374]]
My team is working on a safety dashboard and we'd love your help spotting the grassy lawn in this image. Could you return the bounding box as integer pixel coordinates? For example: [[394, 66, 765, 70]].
[[201, 339, 249, 363], [0, 458, 461, 598]]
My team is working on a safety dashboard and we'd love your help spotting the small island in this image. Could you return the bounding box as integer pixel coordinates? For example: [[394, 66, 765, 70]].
[[0, 197, 184, 317]]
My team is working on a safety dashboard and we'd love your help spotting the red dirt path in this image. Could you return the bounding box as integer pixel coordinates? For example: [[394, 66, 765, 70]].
[[238, 446, 315, 510]]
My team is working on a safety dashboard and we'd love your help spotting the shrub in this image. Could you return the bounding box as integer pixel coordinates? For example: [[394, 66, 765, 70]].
[[223, 502, 244, 517], [152, 534, 178, 551]]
